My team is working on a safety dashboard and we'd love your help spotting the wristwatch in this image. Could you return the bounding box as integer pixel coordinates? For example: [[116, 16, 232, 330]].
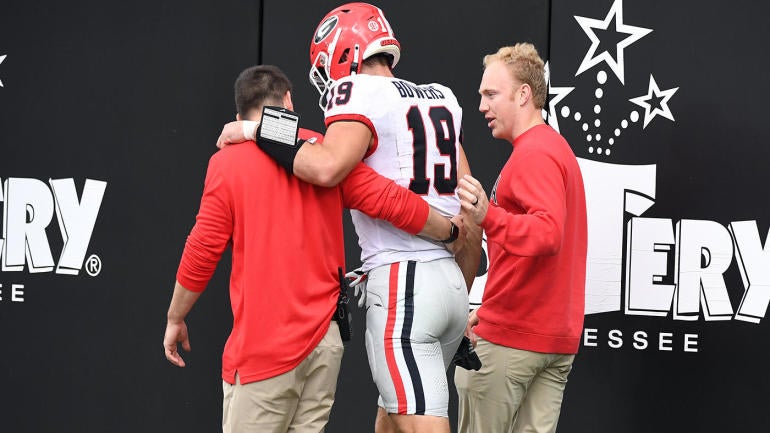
[[441, 221, 459, 243]]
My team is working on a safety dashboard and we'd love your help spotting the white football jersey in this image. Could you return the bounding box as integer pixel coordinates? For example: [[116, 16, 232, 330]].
[[325, 74, 463, 270]]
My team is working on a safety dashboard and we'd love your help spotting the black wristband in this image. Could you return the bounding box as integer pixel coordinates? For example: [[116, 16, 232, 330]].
[[441, 220, 459, 243]]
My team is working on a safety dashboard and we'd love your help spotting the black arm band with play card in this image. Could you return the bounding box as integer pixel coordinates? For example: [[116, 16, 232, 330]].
[[256, 106, 306, 174]]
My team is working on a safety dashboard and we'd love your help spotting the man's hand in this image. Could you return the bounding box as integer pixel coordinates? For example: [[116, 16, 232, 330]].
[[458, 175, 489, 225], [216, 120, 258, 149], [446, 214, 467, 255], [163, 282, 201, 367], [345, 267, 368, 308], [465, 309, 480, 347], [450, 208, 483, 291], [163, 320, 191, 367]]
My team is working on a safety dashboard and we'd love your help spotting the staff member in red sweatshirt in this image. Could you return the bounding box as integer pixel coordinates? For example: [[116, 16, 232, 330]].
[[162, 65, 458, 433], [454, 43, 588, 433]]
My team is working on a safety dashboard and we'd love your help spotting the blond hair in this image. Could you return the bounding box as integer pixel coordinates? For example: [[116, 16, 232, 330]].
[[483, 43, 547, 109]]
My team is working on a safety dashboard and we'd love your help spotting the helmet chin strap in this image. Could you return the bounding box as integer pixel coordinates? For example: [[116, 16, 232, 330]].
[[350, 44, 360, 76]]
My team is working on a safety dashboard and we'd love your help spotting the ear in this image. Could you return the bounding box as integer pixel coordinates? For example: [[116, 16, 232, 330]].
[[519, 84, 532, 107], [284, 90, 294, 111], [236, 113, 242, 121]]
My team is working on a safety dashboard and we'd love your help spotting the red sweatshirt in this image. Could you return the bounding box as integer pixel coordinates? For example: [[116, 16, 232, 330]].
[[176, 129, 429, 384], [476, 124, 587, 354]]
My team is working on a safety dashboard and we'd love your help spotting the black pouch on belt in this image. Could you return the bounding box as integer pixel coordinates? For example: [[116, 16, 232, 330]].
[[334, 267, 352, 341]]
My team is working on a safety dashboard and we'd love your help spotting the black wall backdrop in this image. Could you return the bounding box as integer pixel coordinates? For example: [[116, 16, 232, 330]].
[[1, 1, 769, 432]]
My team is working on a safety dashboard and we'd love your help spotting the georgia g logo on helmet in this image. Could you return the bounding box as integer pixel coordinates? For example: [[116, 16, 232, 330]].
[[314, 15, 339, 44]]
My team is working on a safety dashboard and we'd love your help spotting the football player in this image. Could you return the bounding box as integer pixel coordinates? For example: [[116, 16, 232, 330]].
[[217, 4, 481, 433]]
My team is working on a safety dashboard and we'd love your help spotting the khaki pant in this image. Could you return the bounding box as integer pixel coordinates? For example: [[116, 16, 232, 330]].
[[222, 321, 344, 433], [454, 338, 574, 433]]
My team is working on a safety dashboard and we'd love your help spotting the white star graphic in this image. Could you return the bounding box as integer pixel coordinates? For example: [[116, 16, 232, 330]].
[[543, 62, 574, 133], [629, 75, 679, 129], [0, 55, 6, 87], [574, 0, 652, 84]]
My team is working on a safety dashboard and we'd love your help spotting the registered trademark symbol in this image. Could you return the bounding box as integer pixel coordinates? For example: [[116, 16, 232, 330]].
[[85, 254, 102, 277]]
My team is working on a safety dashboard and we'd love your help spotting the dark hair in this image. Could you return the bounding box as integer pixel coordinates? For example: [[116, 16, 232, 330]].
[[362, 52, 394, 69], [234, 65, 293, 119]]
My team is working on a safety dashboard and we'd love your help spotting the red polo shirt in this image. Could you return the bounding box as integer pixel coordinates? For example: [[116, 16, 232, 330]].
[[176, 129, 429, 384]]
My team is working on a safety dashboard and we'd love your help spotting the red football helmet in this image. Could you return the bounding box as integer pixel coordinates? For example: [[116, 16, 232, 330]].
[[309, 2, 401, 108]]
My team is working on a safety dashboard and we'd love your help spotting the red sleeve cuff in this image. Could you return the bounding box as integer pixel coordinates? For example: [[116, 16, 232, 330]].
[[175, 269, 207, 293], [402, 200, 430, 235], [175, 244, 215, 293], [481, 204, 504, 236]]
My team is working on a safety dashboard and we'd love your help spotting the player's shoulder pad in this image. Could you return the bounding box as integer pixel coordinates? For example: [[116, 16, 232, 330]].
[[326, 75, 396, 118], [332, 74, 396, 100], [424, 82, 459, 105]]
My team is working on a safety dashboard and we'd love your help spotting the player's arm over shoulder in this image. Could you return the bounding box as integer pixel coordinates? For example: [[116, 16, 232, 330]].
[[292, 77, 380, 187], [293, 121, 371, 187]]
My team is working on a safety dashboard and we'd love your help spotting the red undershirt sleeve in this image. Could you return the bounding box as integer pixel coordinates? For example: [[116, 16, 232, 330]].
[[176, 156, 234, 292], [482, 150, 567, 257], [340, 162, 429, 235]]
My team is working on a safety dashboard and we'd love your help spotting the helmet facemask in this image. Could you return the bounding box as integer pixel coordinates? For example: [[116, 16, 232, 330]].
[[309, 51, 334, 111], [309, 44, 362, 111]]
